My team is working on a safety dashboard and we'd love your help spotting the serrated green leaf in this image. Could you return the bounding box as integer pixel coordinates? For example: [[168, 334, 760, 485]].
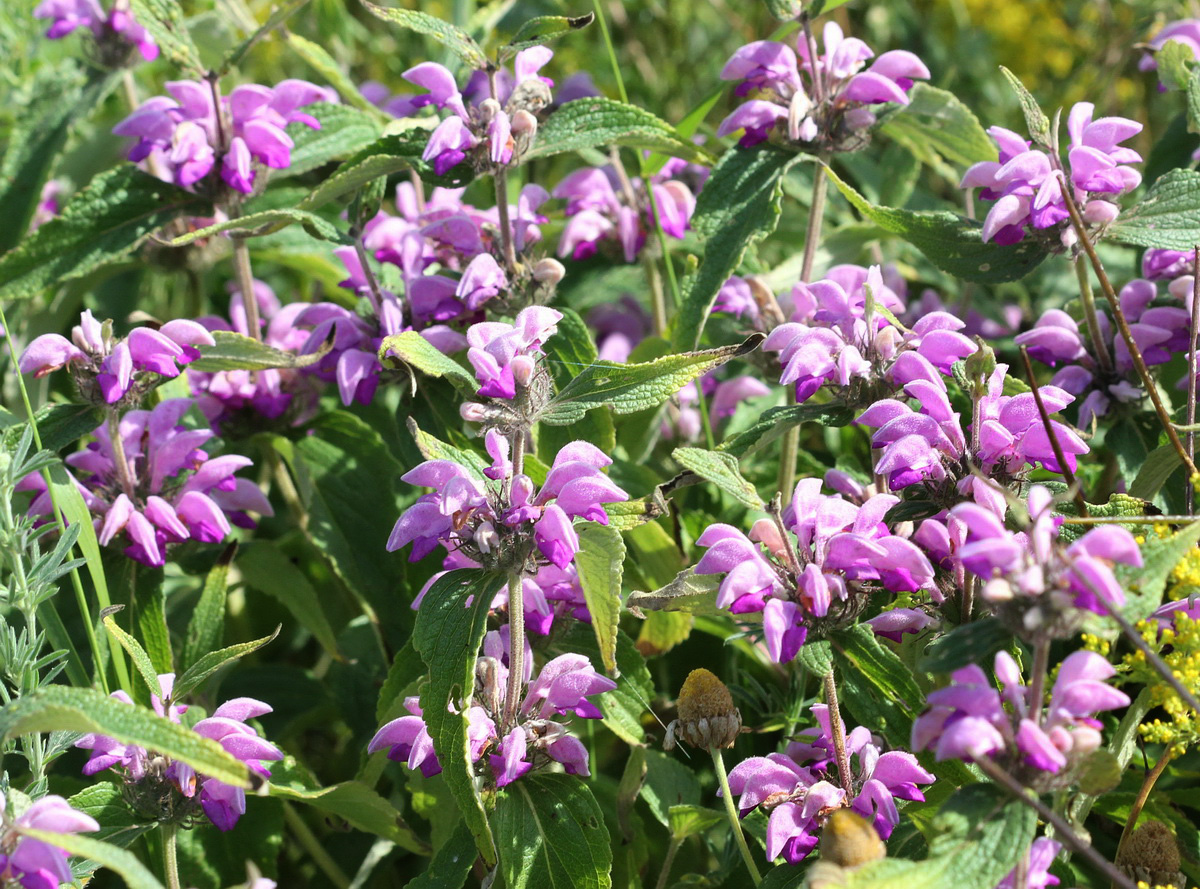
[[161, 208, 347, 247], [361, 0, 487, 68], [538, 308, 616, 460], [920, 617, 1013, 673], [575, 523, 625, 675], [379, 330, 477, 396], [501, 13, 593, 57], [878, 83, 996, 173], [219, 0, 312, 74], [237, 542, 340, 657], [130, 0, 204, 74], [1129, 444, 1184, 500], [672, 147, 799, 350], [189, 329, 332, 373], [668, 804, 724, 840], [526, 97, 713, 165], [493, 775, 612, 889], [1110, 169, 1200, 250], [413, 569, 507, 866], [4, 403, 103, 454], [672, 447, 764, 509], [181, 544, 235, 673], [626, 567, 722, 615], [796, 639, 833, 675], [825, 166, 1050, 283], [67, 781, 153, 852], [283, 103, 386, 177], [23, 829, 164, 889], [0, 166, 210, 301], [763, 0, 802, 21], [999, 66, 1051, 146], [1189, 67, 1200, 134], [1118, 520, 1200, 611], [286, 33, 392, 117], [1158, 39, 1195, 92], [172, 627, 279, 702], [640, 749, 700, 827], [0, 686, 248, 787], [270, 778, 428, 854], [719, 400, 852, 458], [831, 624, 924, 749], [635, 611, 693, 656], [542, 336, 762, 424], [405, 416, 490, 481]]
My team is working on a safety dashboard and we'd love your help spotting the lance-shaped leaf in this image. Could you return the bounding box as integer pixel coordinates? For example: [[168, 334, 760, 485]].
[[1129, 444, 1184, 500], [831, 624, 925, 749], [1109, 169, 1200, 250], [626, 567, 722, 616], [361, 0, 487, 68], [101, 609, 162, 702], [673, 147, 799, 350], [878, 83, 996, 173], [920, 617, 1013, 674], [493, 774, 613, 889], [541, 335, 762, 425], [287, 34, 392, 118], [825, 166, 1050, 283], [672, 447, 764, 509], [4, 403, 104, 455], [575, 522, 625, 675], [23, 829, 164, 889], [719, 400, 853, 458], [406, 818, 475, 888], [526, 97, 714, 164], [0, 686, 248, 787], [0, 166, 210, 301], [501, 13, 594, 57], [181, 543, 236, 672], [413, 570, 507, 866], [189, 330, 333, 373], [1000, 66, 1051, 148], [237, 542, 341, 658], [161, 208, 348, 247], [130, 0, 204, 74], [406, 416, 490, 480], [285, 103, 385, 176], [171, 627, 280, 702], [379, 331, 477, 397]]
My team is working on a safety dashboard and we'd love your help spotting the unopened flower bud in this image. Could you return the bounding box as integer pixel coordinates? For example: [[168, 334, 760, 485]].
[[748, 518, 786, 560], [511, 109, 538, 139], [461, 402, 491, 422], [475, 521, 500, 553], [532, 258, 565, 286], [1082, 199, 1120, 227], [512, 354, 536, 387], [479, 98, 502, 122], [664, 668, 742, 750], [982, 577, 1013, 602]]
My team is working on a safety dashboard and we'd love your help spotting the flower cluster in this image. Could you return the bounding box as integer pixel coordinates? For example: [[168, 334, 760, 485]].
[[35, 0, 157, 62], [962, 103, 1142, 247], [912, 650, 1128, 777], [0, 794, 100, 889], [461, 306, 562, 402], [20, 310, 215, 407], [996, 838, 1062, 889], [369, 628, 615, 787], [695, 477, 935, 663], [76, 674, 281, 830], [115, 79, 332, 193], [717, 23, 929, 150], [727, 703, 934, 863], [19, 399, 272, 566]]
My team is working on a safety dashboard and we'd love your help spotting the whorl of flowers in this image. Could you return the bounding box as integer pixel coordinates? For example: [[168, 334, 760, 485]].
[[20, 309, 215, 407], [35, 0, 157, 62], [912, 649, 1128, 779], [726, 703, 934, 864], [0, 793, 100, 889], [18, 399, 273, 567], [75, 673, 282, 830], [717, 23, 929, 150], [694, 476, 935, 663], [114, 79, 333, 194], [369, 628, 615, 787], [961, 103, 1142, 248]]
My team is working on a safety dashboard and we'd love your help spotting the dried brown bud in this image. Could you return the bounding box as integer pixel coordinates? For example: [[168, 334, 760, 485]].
[[664, 668, 742, 750], [1116, 821, 1185, 889]]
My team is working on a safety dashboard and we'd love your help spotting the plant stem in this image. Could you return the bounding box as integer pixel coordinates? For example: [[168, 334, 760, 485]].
[[503, 568, 526, 731], [1073, 256, 1113, 375], [351, 228, 386, 310], [1111, 748, 1172, 889], [800, 158, 829, 284], [1188, 245, 1199, 516], [1020, 346, 1088, 517], [961, 574, 975, 624], [1027, 637, 1050, 727], [654, 837, 683, 889], [232, 234, 261, 341], [777, 388, 799, 503], [106, 410, 137, 500], [975, 756, 1135, 889], [712, 748, 762, 886], [823, 669, 854, 795], [283, 803, 352, 889], [162, 824, 182, 889]]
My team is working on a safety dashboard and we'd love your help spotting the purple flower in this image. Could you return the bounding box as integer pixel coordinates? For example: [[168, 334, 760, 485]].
[[665, 373, 771, 441], [76, 674, 281, 831], [465, 306, 562, 399], [995, 838, 1062, 889], [35, 0, 158, 61], [1139, 20, 1200, 77], [20, 399, 272, 567], [0, 794, 100, 889]]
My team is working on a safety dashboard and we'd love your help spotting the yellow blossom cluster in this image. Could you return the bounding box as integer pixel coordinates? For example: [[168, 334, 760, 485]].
[[1166, 544, 1200, 600], [1123, 616, 1200, 758]]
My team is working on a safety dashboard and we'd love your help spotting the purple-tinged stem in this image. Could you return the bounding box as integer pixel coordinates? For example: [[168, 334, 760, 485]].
[[488, 66, 518, 273], [1020, 345, 1088, 517], [822, 668, 854, 797], [1027, 636, 1050, 728], [1073, 256, 1113, 375], [106, 410, 137, 500], [1187, 245, 1199, 516], [503, 568, 525, 732]]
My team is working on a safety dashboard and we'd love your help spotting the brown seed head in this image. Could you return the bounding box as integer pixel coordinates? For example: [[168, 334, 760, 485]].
[[664, 668, 742, 750], [1118, 821, 1181, 874]]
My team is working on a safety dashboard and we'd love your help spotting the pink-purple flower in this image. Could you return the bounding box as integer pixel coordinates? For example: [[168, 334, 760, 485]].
[[0, 793, 100, 889], [35, 0, 158, 61]]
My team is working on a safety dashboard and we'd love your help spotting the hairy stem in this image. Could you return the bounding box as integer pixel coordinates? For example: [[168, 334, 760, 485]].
[[493, 167, 518, 273], [1073, 255, 1113, 375], [712, 748, 762, 886], [823, 669, 855, 795], [654, 837, 683, 889], [962, 574, 975, 624], [1111, 748, 1172, 889], [1027, 636, 1050, 727], [351, 228, 386, 310], [232, 235, 261, 341], [162, 824, 182, 889], [503, 569, 526, 731], [1188, 245, 1199, 515], [1020, 346, 1087, 516], [106, 410, 137, 500], [800, 160, 829, 285]]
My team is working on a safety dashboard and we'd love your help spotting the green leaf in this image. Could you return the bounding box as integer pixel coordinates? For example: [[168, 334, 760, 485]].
[[920, 617, 1013, 674], [640, 749, 700, 827], [8, 403, 103, 454], [825, 166, 1050, 283], [102, 610, 163, 702], [189, 329, 333, 373], [667, 805, 724, 840], [493, 775, 612, 889], [405, 416, 490, 481], [1110, 169, 1200, 250], [719, 400, 852, 458], [161, 208, 348, 247], [549, 624, 652, 745], [360, 0, 487, 68], [635, 611, 693, 657], [406, 818, 476, 888], [626, 567, 721, 615], [67, 781, 153, 851], [526, 97, 713, 165], [542, 336, 762, 424], [23, 829, 164, 889], [270, 778, 427, 854], [0, 686, 248, 787], [0, 65, 118, 251], [376, 639, 424, 722], [413, 569, 507, 865], [1189, 67, 1200, 134], [831, 624, 925, 749], [796, 639, 833, 675], [237, 542, 341, 657], [672, 447, 764, 509], [1129, 444, 1185, 500], [181, 543, 235, 673], [219, 0, 312, 74], [538, 307, 616, 459], [379, 331, 477, 396], [672, 147, 799, 350], [763, 0, 802, 21], [1157, 39, 1195, 92], [285, 103, 386, 176], [1119, 520, 1200, 608], [130, 0, 204, 74], [575, 522, 625, 675], [878, 83, 996, 172], [759, 865, 805, 888], [286, 34, 392, 117], [999, 66, 1051, 147], [0, 166, 210, 301], [171, 627, 279, 703], [501, 13, 593, 57]]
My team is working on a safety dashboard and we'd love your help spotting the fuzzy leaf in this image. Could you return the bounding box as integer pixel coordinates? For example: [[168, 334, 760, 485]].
[[1118, 520, 1200, 611], [627, 567, 722, 616], [286, 34, 392, 117], [284, 105, 385, 176], [635, 611, 694, 657], [0, 686, 248, 787], [171, 627, 280, 702], [0, 166, 210, 301], [667, 805, 725, 840], [189, 330, 333, 372], [406, 417, 490, 481], [672, 447, 764, 509], [101, 611, 162, 702], [920, 617, 1013, 674], [493, 775, 612, 889], [1110, 169, 1200, 250], [360, 1, 487, 68], [763, 0, 803, 21], [219, 0, 313, 74], [24, 829, 164, 889], [237, 542, 341, 657], [413, 569, 507, 866], [825, 166, 1050, 283], [181, 544, 235, 673], [406, 818, 475, 888], [130, 0, 204, 74], [550, 624, 652, 745], [542, 336, 762, 424], [162, 208, 347, 246], [270, 778, 427, 854], [575, 522, 625, 675], [878, 83, 996, 172], [831, 624, 924, 749], [379, 331, 477, 396], [999, 66, 1051, 146], [526, 97, 713, 164], [1128, 444, 1184, 500], [719, 400, 853, 458], [673, 147, 799, 350], [501, 14, 593, 57]]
